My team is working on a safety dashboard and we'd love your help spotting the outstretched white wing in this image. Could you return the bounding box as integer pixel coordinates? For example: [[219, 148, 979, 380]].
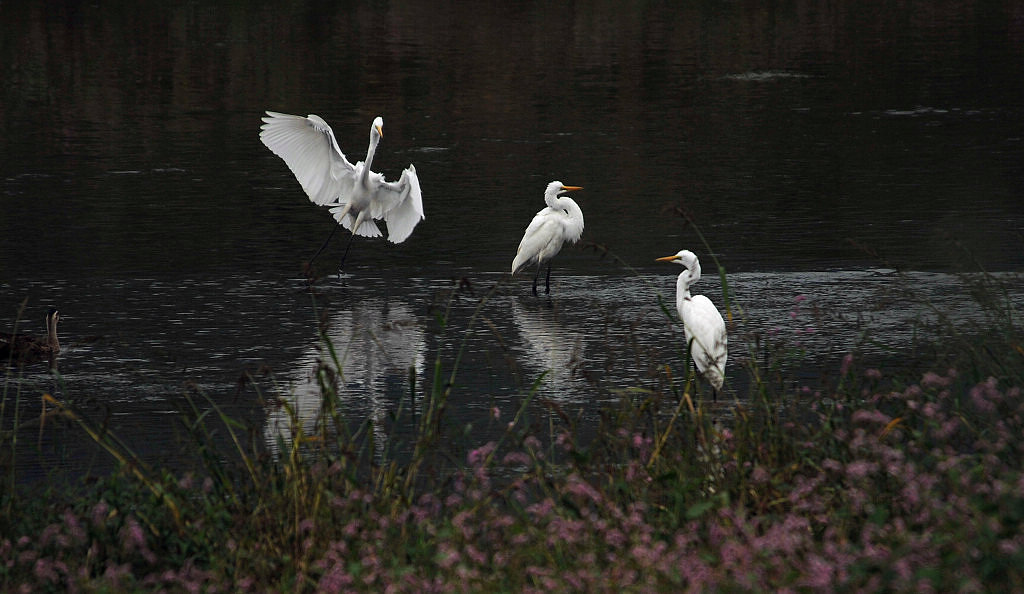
[[372, 164, 425, 244], [260, 111, 357, 206]]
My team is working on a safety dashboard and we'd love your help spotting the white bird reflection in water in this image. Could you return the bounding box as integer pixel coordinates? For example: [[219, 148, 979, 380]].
[[264, 301, 426, 458], [511, 301, 588, 402]]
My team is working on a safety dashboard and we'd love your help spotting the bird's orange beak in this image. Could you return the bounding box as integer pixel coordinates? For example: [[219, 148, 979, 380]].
[[561, 185, 583, 192], [375, 125, 384, 138], [656, 255, 681, 262]]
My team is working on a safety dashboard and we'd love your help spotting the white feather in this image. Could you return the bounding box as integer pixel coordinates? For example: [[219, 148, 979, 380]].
[[260, 112, 425, 244], [659, 249, 728, 392], [681, 294, 728, 390], [259, 112, 355, 206], [511, 181, 584, 276]]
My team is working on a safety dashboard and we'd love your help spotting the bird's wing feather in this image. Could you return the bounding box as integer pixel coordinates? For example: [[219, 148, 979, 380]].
[[373, 164, 425, 244], [260, 111, 357, 206], [512, 209, 562, 274], [328, 204, 384, 238], [682, 295, 728, 381]]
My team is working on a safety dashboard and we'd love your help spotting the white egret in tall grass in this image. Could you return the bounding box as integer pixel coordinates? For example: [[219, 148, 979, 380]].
[[511, 181, 584, 296], [657, 250, 727, 397], [259, 112, 424, 268]]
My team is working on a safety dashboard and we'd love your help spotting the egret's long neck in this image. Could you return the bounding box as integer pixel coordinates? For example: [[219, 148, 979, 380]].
[[360, 134, 379, 184], [676, 272, 692, 308], [689, 259, 702, 285], [543, 189, 561, 209]]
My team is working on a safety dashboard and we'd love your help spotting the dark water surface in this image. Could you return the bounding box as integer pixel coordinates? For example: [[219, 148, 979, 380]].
[[2, 2, 1023, 480]]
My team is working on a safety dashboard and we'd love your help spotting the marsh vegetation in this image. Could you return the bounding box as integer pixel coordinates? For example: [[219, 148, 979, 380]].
[[2, 255, 1022, 592]]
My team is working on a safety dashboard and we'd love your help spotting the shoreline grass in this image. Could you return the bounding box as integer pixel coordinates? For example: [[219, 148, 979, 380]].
[[2, 262, 1022, 592]]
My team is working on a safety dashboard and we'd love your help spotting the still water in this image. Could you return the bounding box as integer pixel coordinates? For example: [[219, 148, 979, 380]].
[[2, 2, 1023, 480]]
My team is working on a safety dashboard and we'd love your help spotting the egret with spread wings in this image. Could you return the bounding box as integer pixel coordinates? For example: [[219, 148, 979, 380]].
[[511, 181, 584, 296], [260, 112, 424, 268]]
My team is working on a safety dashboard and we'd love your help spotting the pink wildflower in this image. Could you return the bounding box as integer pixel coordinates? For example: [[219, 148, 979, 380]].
[[103, 562, 132, 583], [467, 441, 497, 467], [970, 377, 1001, 414], [605, 528, 627, 549], [845, 460, 876, 479], [465, 544, 488, 565], [120, 517, 156, 564], [936, 418, 960, 439], [799, 554, 833, 589], [852, 409, 890, 425], [920, 371, 950, 389], [341, 520, 361, 538], [503, 451, 531, 466], [526, 498, 555, 519], [822, 459, 842, 472], [452, 511, 475, 539], [39, 524, 60, 547], [33, 558, 59, 583], [125, 517, 146, 549], [565, 475, 603, 503], [317, 562, 354, 593], [63, 510, 86, 545], [840, 353, 854, 375]]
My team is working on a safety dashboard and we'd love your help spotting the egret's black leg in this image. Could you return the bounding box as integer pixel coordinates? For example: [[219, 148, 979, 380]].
[[308, 225, 339, 267], [338, 231, 357, 271], [544, 262, 552, 294], [531, 267, 540, 297]]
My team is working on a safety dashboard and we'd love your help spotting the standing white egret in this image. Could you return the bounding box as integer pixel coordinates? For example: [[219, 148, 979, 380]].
[[511, 181, 584, 296], [259, 111, 424, 268], [657, 250, 727, 397]]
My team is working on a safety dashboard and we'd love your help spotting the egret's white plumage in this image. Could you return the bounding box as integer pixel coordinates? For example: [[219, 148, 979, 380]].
[[511, 181, 584, 295], [657, 250, 728, 394], [259, 112, 424, 244]]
